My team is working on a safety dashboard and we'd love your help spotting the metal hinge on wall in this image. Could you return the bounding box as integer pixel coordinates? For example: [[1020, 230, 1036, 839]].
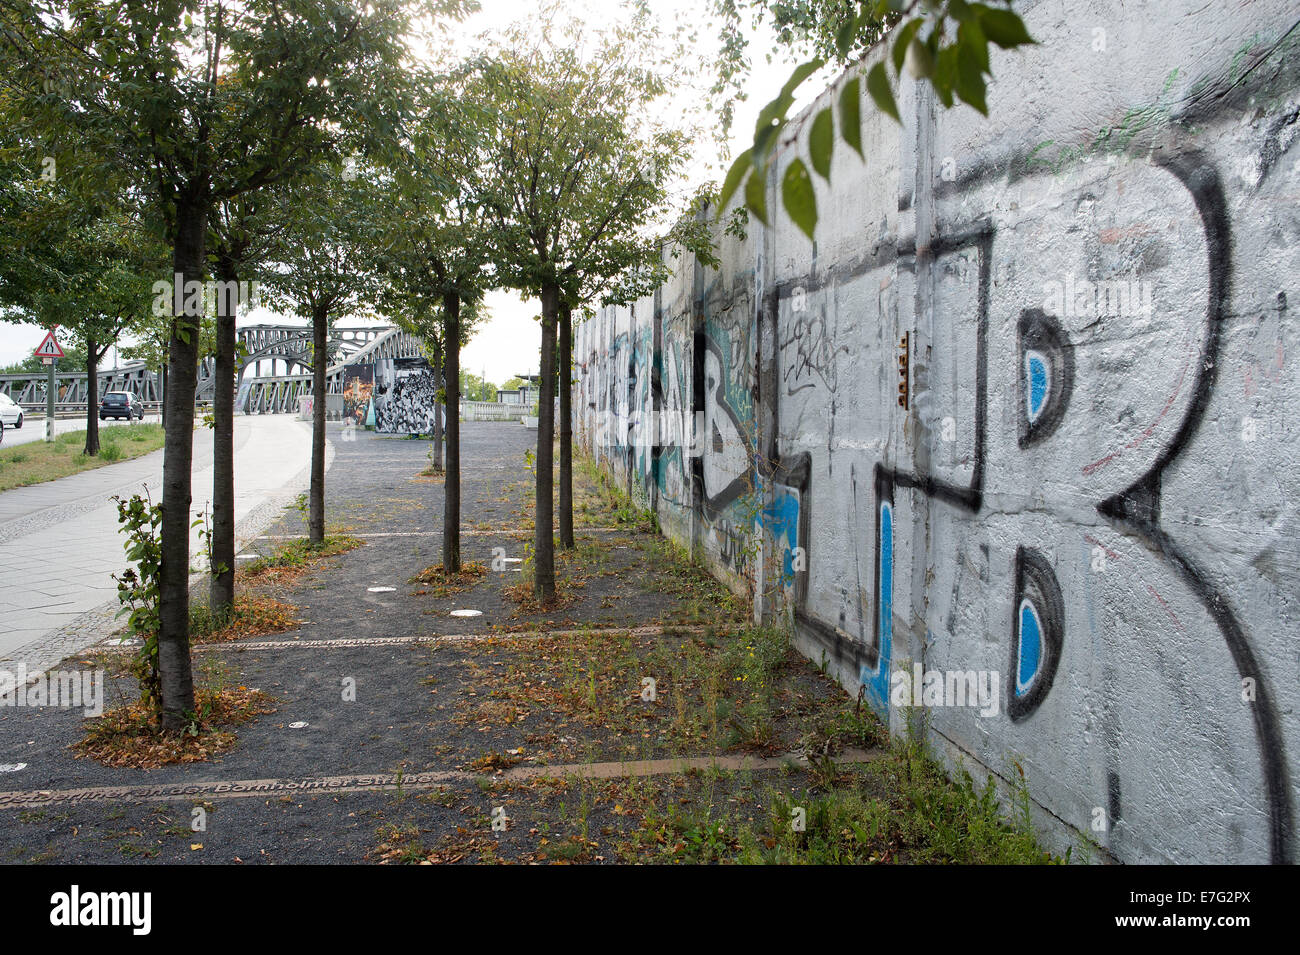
[[897, 332, 910, 411]]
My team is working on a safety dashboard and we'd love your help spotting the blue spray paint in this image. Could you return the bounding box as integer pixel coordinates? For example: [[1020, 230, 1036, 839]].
[[860, 500, 893, 712]]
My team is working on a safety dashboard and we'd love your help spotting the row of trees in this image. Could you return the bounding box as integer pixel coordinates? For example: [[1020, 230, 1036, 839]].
[[0, 0, 710, 732], [2, 0, 1022, 734]]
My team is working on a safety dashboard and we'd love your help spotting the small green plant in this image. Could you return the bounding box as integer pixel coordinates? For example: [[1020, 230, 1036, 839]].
[[111, 491, 163, 723]]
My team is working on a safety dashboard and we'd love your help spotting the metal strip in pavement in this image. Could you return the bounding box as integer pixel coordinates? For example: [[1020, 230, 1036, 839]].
[[256, 526, 626, 540], [0, 749, 878, 810], [95, 623, 711, 654]]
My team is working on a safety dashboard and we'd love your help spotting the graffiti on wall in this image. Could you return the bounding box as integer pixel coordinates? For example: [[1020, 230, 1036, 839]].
[[574, 12, 1299, 863]]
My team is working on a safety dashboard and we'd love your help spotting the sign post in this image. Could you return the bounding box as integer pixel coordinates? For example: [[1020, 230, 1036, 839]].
[[46, 360, 55, 442], [34, 329, 65, 443]]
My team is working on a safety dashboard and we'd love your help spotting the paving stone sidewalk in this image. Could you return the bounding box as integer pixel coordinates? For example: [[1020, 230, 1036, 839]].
[[0, 415, 318, 667]]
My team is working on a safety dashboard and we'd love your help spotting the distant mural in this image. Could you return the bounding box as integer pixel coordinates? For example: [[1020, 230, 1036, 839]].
[[373, 357, 439, 434], [342, 363, 373, 427]]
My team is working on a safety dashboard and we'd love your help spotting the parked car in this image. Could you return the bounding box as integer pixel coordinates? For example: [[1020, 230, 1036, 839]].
[[99, 391, 144, 421], [0, 392, 22, 430]]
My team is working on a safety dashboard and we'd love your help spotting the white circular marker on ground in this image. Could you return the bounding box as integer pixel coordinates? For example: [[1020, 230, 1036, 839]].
[[0, 763, 28, 773], [450, 609, 483, 617], [288, 722, 309, 729], [367, 586, 397, 593]]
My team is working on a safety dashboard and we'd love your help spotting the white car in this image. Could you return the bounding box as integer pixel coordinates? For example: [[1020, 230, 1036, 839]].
[[0, 393, 23, 430]]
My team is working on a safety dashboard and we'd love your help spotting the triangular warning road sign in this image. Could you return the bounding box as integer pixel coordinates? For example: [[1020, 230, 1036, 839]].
[[34, 330, 65, 359]]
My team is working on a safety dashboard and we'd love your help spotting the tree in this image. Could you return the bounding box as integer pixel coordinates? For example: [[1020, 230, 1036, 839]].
[[376, 71, 495, 575], [207, 190, 283, 617], [551, 194, 717, 550], [479, 12, 695, 588], [261, 165, 385, 545], [0, 147, 165, 452], [715, 0, 1034, 238], [0, 0, 434, 729], [460, 371, 496, 402]]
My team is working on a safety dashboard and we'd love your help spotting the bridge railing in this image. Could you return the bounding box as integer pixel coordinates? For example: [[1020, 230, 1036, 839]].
[[462, 400, 528, 421]]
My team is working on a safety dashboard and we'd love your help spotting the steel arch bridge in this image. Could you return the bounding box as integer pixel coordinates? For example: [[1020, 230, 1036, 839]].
[[0, 324, 426, 415], [236, 324, 425, 414]]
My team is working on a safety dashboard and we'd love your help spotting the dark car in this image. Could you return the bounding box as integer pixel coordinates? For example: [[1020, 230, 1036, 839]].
[[99, 391, 144, 421]]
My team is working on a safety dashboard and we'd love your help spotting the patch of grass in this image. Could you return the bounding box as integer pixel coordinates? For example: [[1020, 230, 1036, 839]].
[[370, 823, 428, 864], [0, 422, 165, 491], [238, 534, 363, 585], [411, 561, 487, 598], [456, 624, 797, 757], [634, 535, 748, 626], [575, 455, 658, 532], [513, 741, 1060, 866]]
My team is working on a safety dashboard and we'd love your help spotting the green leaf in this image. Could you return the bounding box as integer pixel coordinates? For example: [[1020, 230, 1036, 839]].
[[835, 17, 859, 59], [955, 40, 989, 115], [809, 108, 833, 181], [744, 167, 769, 226], [753, 58, 825, 153], [933, 46, 958, 107], [957, 19, 990, 73], [754, 116, 786, 160], [839, 77, 862, 158], [978, 8, 1035, 48], [782, 158, 817, 240], [718, 148, 752, 216], [892, 19, 925, 73], [780, 58, 826, 105], [866, 62, 899, 123], [905, 37, 935, 78]]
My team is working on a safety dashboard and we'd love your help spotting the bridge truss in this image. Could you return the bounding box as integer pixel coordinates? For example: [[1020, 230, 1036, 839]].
[[0, 324, 426, 415]]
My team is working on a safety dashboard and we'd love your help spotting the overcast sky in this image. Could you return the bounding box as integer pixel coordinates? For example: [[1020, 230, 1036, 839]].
[[0, 0, 821, 385]]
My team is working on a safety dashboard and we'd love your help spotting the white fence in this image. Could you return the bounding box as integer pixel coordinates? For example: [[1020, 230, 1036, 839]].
[[462, 400, 528, 422]]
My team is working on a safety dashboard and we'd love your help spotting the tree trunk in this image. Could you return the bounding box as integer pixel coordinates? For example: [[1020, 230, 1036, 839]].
[[443, 292, 461, 575], [558, 300, 574, 550], [158, 198, 206, 732], [534, 282, 558, 604], [210, 260, 238, 617], [430, 340, 444, 472], [84, 337, 100, 456], [310, 304, 328, 544]]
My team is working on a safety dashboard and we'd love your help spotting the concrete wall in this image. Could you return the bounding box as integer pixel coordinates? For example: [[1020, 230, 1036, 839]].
[[574, 0, 1300, 864]]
